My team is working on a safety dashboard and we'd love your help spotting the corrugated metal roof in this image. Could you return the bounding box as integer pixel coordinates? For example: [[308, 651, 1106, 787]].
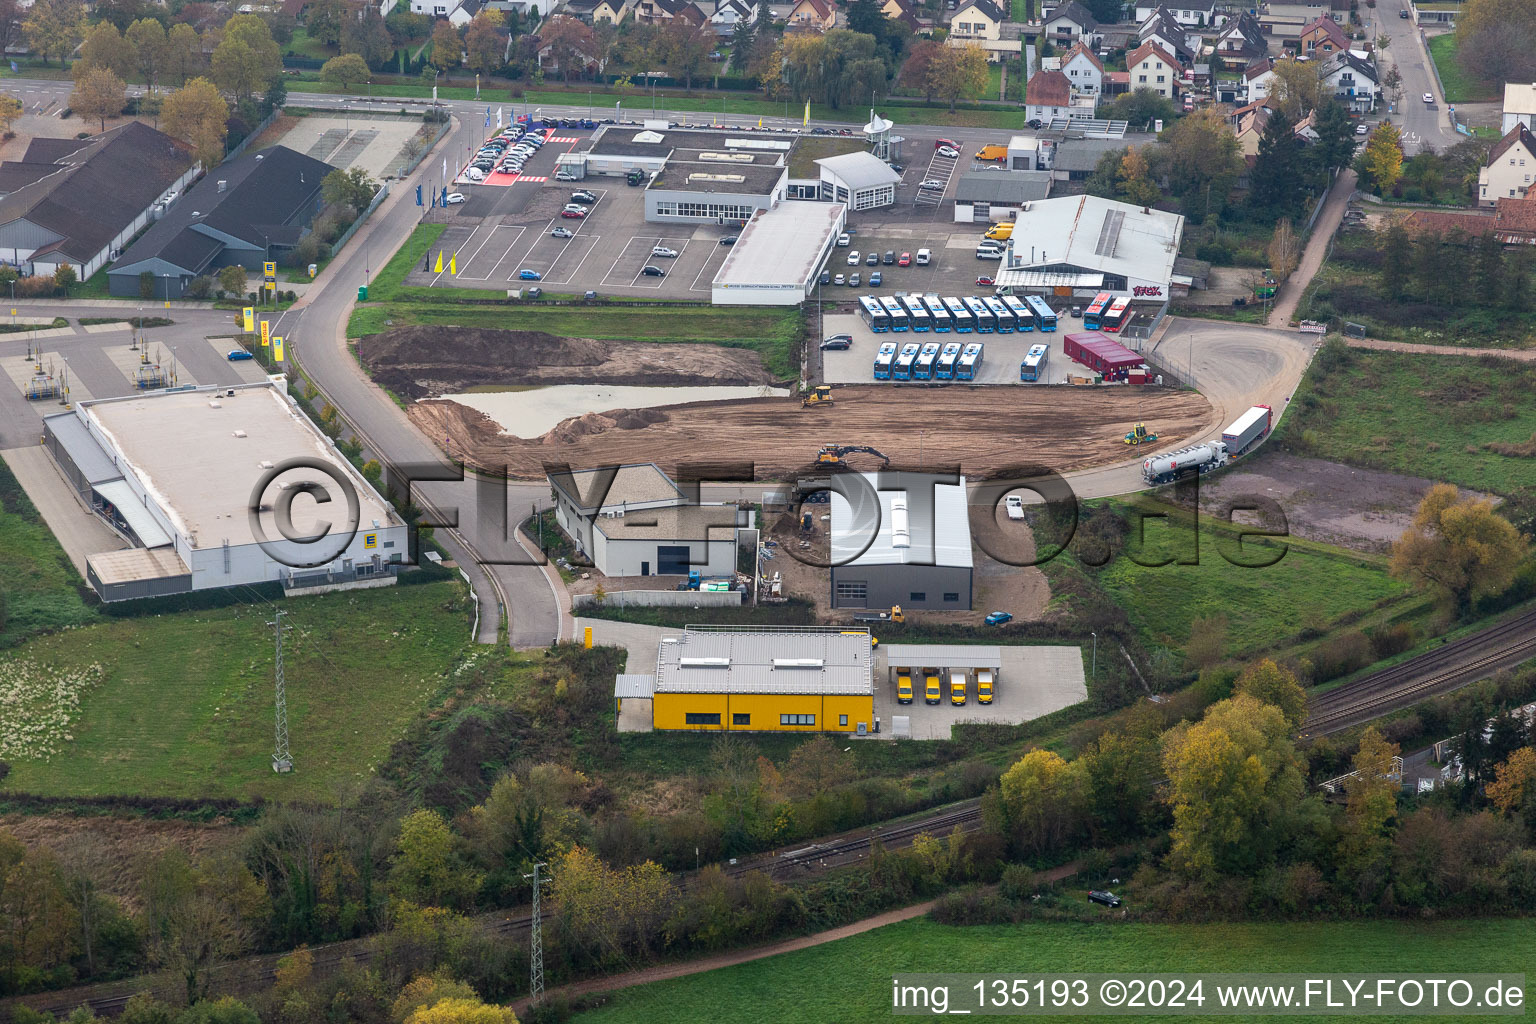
[[882, 644, 1003, 668], [44, 412, 122, 486], [94, 478, 173, 549], [829, 472, 972, 569], [614, 674, 656, 698], [655, 629, 873, 695]]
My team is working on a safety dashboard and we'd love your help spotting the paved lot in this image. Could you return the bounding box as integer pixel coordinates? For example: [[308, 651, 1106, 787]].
[[873, 644, 1086, 740], [271, 114, 426, 182], [820, 311, 1081, 386]]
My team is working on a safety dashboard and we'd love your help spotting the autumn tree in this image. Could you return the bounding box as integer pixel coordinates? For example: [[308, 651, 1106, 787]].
[[429, 20, 462, 71], [1162, 108, 1241, 204], [78, 20, 135, 78], [22, 0, 83, 66], [1161, 694, 1305, 877], [1116, 146, 1161, 207], [659, 19, 714, 91], [0, 94, 21, 133], [165, 23, 204, 84], [1233, 658, 1308, 731], [70, 66, 127, 133], [211, 13, 282, 101], [1335, 726, 1401, 905], [462, 10, 506, 76], [341, 7, 393, 68], [549, 846, 672, 956], [161, 77, 229, 168], [0, 831, 79, 981], [1487, 747, 1536, 815], [465, 765, 592, 901], [322, 165, 378, 210], [306, 0, 344, 48], [218, 265, 248, 297], [1078, 729, 1160, 841], [321, 52, 371, 91], [1267, 218, 1301, 279], [1455, 0, 1536, 88], [539, 15, 594, 83], [0, 0, 22, 55], [1269, 57, 1323, 119], [1359, 121, 1404, 195], [1390, 483, 1528, 612], [405, 997, 520, 1024], [997, 749, 1084, 857], [127, 18, 169, 91], [389, 809, 482, 910], [783, 734, 857, 800], [928, 42, 988, 113], [141, 850, 268, 1006], [897, 38, 944, 103]]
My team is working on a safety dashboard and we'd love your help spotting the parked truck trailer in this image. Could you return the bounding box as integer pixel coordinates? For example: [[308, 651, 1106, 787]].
[[1222, 404, 1273, 456], [1141, 441, 1229, 485]]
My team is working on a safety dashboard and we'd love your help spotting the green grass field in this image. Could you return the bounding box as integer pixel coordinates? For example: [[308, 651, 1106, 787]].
[[572, 918, 1536, 1024], [1, 579, 477, 801], [1081, 499, 1413, 659], [0, 455, 98, 650], [1427, 34, 1497, 104], [1277, 348, 1536, 496]]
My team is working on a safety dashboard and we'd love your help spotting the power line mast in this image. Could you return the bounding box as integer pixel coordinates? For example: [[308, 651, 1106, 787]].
[[269, 609, 293, 773], [523, 861, 548, 1003]]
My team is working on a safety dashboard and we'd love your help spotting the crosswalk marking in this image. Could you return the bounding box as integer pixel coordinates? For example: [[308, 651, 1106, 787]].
[[516, 175, 548, 183]]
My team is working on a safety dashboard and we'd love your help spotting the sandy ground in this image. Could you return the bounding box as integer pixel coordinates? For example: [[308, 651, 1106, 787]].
[[413, 384, 1214, 481], [1199, 450, 1481, 553], [443, 384, 790, 439]]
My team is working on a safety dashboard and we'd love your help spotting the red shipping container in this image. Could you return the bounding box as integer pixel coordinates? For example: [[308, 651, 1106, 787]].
[[1063, 331, 1142, 374]]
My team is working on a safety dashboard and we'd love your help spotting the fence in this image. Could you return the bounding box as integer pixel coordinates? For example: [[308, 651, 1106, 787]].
[[392, 116, 452, 178], [224, 108, 280, 164], [573, 590, 743, 610]]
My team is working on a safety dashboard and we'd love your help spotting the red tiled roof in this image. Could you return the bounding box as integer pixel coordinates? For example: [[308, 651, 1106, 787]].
[[1299, 14, 1347, 49], [1062, 40, 1103, 72], [1026, 69, 1072, 106], [1489, 124, 1536, 166], [1495, 197, 1536, 238], [1127, 41, 1179, 71]]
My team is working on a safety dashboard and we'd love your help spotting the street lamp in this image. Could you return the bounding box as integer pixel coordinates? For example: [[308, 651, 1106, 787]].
[[1090, 632, 1097, 683]]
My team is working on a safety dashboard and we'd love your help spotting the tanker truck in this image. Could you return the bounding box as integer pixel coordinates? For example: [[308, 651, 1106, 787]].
[[1142, 441, 1229, 486]]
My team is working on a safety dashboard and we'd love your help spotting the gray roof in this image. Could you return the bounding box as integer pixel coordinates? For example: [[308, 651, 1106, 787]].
[[654, 629, 874, 695], [960, 0, 1007, 21], [955, 170, 1053, 204], [1052, 137, 1154, 172], [614, 673, 656, 698], [548, 463, 684, 512], [816, 151, 901, 190], [650, 161, 787, 195], [1322, 50, 1378, 83], [44, 411, 123, 486], [830, 471, 973, 569], [1046, 1, 1097, 29], [882, 644, 1002, 669]]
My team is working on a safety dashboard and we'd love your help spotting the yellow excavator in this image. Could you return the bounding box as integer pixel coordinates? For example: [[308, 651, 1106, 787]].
[[802, 384, 834, 408], [815, 444, 891, 468]]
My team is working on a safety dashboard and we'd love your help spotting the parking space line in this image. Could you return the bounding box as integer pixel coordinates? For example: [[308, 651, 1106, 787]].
[[689, 242, 729, 292], [429, 223, 486, 286], [469, 225, 526, 282], [554, 234, 604, 286], [455, 223, 512, 280]]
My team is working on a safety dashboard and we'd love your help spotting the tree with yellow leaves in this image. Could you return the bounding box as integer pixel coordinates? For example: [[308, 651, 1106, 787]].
[[1487, 747, 1536, 815], [405, 997, 518, 1024], [1335, 727, 1401, 904], [1233, 658, 1308, 731], [1390, 483, 1528, 613], [998, 748, 1084, 856], [1360, 121, 1404, 195], [548, 846, 672, 957]]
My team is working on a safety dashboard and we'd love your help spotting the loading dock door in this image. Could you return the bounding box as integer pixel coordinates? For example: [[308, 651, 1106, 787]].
[[657, 545, 690, 575]]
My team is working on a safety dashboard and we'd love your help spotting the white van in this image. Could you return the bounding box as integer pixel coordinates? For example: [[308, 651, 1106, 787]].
[[915, 247, 931, 265]]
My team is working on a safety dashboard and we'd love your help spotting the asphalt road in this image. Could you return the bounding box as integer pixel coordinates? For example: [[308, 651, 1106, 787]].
[[1366, 0, 1463, 154]]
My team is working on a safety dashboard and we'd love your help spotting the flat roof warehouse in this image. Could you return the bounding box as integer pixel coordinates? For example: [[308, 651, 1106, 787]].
[[714, 202, 847, 293], [654, 628, 875, 696]]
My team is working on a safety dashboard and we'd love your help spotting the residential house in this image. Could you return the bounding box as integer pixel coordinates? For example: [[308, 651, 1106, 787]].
[[1211, 12, 1267, 70], [1319, 50, 1377, 113], [1133, 0, 1217, 26], [786, 0, 835, 30], [1401, 198, 1536, 245], [1126, 41, 1180, 98], [879, 0, 922, 25], [107, 146, 334, 299], [949, 0, 1005, 41], [1230, 96, 1316, 156], [1137, 7, 1195, 65], [1479, 124, 1536, 205], [1025, 68, 1072, 122], [1059, 40, 1103, 97], [1041, 1, 1098, 47], [446, 0, 481, 26], [1503, 83, 1536, 134], [591, 0, 632, 22], [635, 0, 705, 24], [1243, 56, 1276, 104], [708, 0, 753, 32], [1102, 70, 1130, 96], [0, 123, 194, 282], [1297, 14, 1347, 58]]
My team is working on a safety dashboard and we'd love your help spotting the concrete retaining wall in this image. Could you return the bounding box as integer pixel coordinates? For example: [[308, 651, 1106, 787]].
[[573, 589, 743, 609]]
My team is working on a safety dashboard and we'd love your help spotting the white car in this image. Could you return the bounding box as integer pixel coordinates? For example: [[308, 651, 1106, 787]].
[[1005, 495, 1025, 520], [464, 167, 484, 181], [651, 246, 678, 258], [936, 146, 959, 158], [1423, 92, 1434, 103], [976, 248, 1003, 260], [847, 250, 860, 265], [919, 179, 945, 190], [444, 192, 466, 204], [837, 233, 850, 246], [1355, 123, 1369, 135]]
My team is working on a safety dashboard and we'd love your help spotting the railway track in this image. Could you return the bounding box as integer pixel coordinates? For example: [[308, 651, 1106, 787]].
[[1, 800, 982, 1023], [1304, 606, 1536, 735]]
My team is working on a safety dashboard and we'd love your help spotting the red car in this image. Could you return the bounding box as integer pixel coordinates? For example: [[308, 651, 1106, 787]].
[[935, 137, 959, 150], [976, 276, 995, 286], [561, 209, 586, 218], [898, 252, 912, 266]]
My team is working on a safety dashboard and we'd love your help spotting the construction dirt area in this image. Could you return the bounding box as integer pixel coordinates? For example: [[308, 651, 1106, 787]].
[[413, 382, 1214, 481]]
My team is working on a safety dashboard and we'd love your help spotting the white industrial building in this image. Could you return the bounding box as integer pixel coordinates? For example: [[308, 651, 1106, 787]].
[[828, 471, 973, 611], [43, 380, 407, 602], [996, 194, 1185, 301], [953, 170, 1053, 224], [815, 151, 901, 211], [712, 201, 846, 305], [549, 462, 742, 578]]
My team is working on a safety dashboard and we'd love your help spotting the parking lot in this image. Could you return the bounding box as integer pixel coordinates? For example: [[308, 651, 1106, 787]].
[[872, 645, 1087, 740], [819, 305, 1085, 386]]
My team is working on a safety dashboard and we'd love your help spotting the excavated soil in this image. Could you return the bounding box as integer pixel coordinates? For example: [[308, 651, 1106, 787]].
[[411, 385, 1215, 480], [364, 326, 775, 400]]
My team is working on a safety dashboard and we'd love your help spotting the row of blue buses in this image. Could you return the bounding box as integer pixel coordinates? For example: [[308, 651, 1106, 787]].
[[877, 341, 985, 382], [1020, 343, 1049, 382], [858, 294, 1058, 336]]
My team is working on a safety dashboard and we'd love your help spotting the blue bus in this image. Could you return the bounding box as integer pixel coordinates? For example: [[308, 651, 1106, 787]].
[[858, 296, 889, 333], [873, 341, 898, 379], [936, 341, 963, 380], [944, 297, 974, 333], [924, 295, 952, 332], [893, 342, 920, 380], [913, 342, 941, 381], [881, 296, 910, 332], [1021, 343, 1049, 382], [964, 296, 995, 333], [1003, 295, 1035, 332], [956, 342, 984, 381], [984, 296, 1015, 334], [1026, 295, 1058, 332], [902, 295, 931, 332]]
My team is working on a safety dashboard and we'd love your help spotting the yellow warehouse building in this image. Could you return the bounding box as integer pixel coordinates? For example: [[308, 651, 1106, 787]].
[[617, 626, 876, 734]]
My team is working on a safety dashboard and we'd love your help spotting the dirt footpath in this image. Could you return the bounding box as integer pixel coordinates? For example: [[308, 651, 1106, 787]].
[[412, 384, 1214, 481], [365, 326, 775, 400]]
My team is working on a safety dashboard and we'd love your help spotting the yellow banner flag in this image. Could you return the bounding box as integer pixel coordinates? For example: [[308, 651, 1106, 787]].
[[242, 307, 254, 333], [434, 250, 443, 273], [260, 320, 270, 347], [449, 254, 456, 275], [757, 117, 763, 127], [803, 101, 810, 127], [272, 336, 284, 363]]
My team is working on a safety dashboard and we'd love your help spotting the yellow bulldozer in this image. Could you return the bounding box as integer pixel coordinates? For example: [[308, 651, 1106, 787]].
[[802, 384, 834, 408]]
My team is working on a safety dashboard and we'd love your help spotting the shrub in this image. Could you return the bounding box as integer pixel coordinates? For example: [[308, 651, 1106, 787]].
[[15, 274, 58, 298], [1309, 630, 1373, 682], [184, 275, 215, 299], [1368, 622, 1416, 660], [138, 271, 154, 299]]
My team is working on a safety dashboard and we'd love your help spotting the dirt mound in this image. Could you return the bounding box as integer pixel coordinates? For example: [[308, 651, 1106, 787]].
[[363, 325, 774, 399], [548, 408, 670, 444]]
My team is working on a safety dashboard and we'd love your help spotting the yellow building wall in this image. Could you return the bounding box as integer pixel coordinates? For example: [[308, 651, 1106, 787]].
[[652, 693, 875, 732]]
